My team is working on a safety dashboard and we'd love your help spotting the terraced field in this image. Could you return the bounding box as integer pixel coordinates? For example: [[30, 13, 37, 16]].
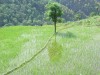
[[0, 16, 100, 75]]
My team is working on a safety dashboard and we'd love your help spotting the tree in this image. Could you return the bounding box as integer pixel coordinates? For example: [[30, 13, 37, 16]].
[[74, 13, 81, 20], [45, 2, 63, 34], [90, 12, 96, 17]]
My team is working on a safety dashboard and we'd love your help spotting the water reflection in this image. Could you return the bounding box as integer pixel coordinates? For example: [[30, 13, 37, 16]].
[[48, 36, 63, 62]]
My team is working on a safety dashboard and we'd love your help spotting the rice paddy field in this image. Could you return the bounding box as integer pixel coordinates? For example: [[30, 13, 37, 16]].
[[0, 16, 100, 75]]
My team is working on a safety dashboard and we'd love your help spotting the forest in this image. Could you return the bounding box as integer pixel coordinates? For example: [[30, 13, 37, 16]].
[[0, 0, 100, 26]]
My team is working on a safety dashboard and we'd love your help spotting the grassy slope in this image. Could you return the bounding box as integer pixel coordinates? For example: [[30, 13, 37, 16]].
[[0, 16, 100, 75]]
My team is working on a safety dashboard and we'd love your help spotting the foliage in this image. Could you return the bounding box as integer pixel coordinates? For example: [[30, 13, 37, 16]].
[[0, 0, 100, 26]]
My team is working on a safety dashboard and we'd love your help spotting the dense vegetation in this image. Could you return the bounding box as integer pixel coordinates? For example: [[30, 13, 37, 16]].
[[0, 0, 100, 26]]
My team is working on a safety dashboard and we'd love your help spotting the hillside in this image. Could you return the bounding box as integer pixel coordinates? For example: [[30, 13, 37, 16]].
[[0, 16, 100, 75], [0, 0, 100, 26]]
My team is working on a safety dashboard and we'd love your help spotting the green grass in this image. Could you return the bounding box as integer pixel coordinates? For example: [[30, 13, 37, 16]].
[[0, 16, 100, 75], [0, 26, 32, 73]]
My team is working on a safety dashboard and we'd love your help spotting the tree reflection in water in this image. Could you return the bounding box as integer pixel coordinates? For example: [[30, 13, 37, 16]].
[[48, 36, 63, 62]]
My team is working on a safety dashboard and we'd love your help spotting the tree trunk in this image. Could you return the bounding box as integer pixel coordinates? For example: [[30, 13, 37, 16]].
[[54, 21, 56, 35], [54, 9, 57, 35]]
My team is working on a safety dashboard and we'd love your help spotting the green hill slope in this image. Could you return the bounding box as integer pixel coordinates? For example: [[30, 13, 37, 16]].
[[0, 16, 100, 75]]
